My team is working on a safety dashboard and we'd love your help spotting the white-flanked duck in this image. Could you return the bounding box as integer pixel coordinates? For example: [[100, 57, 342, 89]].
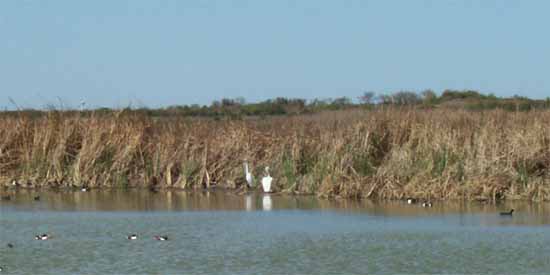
[[407, 198, 416, 204], [422, 201, 433, 207], [127, 234, 138, 240], [35, 234, 49, 240], [154, 235, 168, 241]]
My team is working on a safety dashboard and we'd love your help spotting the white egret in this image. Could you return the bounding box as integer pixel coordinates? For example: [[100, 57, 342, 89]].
[[243, 161, 253, 187], [261, 166, 273, 193]]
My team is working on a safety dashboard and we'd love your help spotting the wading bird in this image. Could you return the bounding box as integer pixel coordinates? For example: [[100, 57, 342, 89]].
[[244, 161, 253, 188], [262, 167, 273, 193]]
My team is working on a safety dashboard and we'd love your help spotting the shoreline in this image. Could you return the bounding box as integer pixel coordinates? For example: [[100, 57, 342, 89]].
[[0, 183, 546, 203]]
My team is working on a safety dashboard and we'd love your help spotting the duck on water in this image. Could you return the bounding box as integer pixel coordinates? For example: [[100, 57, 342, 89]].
[[500, 209, 514, 216], [154, 236, 169, 241], [35, 234, 50, 240]]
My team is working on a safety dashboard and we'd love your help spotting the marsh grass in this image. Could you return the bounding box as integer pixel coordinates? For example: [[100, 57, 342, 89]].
[[1, 108, 549, 201]]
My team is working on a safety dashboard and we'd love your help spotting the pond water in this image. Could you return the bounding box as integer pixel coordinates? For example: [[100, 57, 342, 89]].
[[1, 189, 550, 274]]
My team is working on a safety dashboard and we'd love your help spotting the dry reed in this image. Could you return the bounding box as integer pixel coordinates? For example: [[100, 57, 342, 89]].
[[1, 108, 549, 201]]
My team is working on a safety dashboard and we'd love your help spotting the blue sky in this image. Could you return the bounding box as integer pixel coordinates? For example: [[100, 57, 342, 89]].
[[1, 0, 549, 109]]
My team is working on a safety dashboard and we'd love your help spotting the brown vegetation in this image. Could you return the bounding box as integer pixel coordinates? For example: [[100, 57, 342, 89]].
[[1, 108, 549, 201]]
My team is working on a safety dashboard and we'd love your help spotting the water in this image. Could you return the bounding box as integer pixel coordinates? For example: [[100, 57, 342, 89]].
[[1, 190, 550, 274]]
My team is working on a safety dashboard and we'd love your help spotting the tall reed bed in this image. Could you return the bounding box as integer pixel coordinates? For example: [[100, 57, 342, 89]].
[[1, 109, 548, 201]]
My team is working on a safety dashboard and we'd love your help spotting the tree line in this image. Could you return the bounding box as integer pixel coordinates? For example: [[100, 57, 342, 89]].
[[2, 90, 550, 118]]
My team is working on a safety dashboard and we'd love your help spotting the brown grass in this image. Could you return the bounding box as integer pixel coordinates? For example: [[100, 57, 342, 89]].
[[1, 108, 549, 201]]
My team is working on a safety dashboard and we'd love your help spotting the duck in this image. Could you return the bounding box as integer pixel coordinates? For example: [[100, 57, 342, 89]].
[[406, 198, 416, 204], [34, 196, 40, 201], [421, 201, 433, 207], [7, 243, 13, 249], [149, 186, 160, 193], [154, 235, 169, 241], [127, 234, 138, 240], [35, 234, 49, 240], [81, 187, 89, 192], [500, 209, 514, 216], [0, 266, 3, 272]]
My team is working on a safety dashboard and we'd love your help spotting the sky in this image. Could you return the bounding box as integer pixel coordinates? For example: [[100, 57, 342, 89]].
[[1, 0, 549, 109]]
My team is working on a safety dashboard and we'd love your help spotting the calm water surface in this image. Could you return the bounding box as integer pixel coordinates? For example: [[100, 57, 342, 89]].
[[1, 190, 550, 274]]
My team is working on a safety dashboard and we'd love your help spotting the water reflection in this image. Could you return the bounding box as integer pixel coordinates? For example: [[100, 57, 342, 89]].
[[262, 195, 272, 211], [245, 195, 253, 211], [1, 189, 550, 226]]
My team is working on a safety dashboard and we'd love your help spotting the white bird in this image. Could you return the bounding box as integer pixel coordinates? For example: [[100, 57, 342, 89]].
[[244, 161, 253, 187], [261, 166, 273, 193]]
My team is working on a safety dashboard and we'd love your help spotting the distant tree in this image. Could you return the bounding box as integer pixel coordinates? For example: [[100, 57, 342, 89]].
[[441, 90, 483, 101], [333, 97, 351, 105], [235, 97, 246, 105], [378, 94, 393, 105], [211, 100, 221, 108], [421, 89, 438, 105], [392, 91, 421, 105], [359, 91, 376, 104]]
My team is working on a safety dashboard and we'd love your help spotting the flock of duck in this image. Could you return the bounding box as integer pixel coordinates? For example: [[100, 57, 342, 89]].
[[406, 197, 515, 216], [1, 231, 170, 273], [0, 162, 517, 273]]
